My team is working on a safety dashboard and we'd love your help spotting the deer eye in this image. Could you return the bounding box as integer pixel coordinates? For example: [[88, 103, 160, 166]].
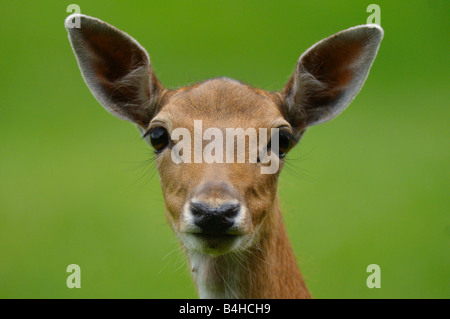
[[267, 131, 293, 158], [279, 131, 292, 157], [146, 127, 169, 153]]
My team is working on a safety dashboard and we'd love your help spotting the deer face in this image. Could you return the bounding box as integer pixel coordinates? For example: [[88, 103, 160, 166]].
[[148, 78, 289, 255], [66, 14, 382, 256]]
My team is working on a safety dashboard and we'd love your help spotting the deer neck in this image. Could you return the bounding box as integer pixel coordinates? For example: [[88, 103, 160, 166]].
[[187, 197, 311, 299]]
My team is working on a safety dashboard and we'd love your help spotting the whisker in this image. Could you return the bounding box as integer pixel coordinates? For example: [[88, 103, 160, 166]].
[[122, 151, 159, 188]]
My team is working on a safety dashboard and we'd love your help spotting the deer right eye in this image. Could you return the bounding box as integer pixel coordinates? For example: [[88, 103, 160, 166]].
[[146, 127, 169, 153]]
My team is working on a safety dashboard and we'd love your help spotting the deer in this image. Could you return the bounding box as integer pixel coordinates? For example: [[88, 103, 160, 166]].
[[65, 13, 383, 299]]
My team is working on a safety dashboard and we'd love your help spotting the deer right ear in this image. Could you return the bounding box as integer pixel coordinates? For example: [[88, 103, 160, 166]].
[[65, 14, 163, 128], [282, 25, 383, 135]]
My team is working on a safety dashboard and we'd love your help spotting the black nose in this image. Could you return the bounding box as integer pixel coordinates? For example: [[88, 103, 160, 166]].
[[190, 202, 240, 234]]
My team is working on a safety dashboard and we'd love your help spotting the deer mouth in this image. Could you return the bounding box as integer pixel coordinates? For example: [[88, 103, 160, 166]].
[[191, 232, 242, 241], [184, 231, 246, 255]]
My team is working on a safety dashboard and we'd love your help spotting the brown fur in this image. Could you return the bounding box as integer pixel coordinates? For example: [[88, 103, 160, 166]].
[[152, 79, 310, 298]]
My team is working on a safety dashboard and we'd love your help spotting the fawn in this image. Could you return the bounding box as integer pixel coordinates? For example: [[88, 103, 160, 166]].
[[65, 14, 383, 299]]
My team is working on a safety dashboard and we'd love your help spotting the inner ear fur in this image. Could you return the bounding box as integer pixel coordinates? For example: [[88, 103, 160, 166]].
[[65, 14, 164, 127], [282, 24, 383, 131]]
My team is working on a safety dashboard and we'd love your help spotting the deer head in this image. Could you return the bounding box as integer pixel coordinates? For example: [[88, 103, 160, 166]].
[[66, 14, 383, 298]]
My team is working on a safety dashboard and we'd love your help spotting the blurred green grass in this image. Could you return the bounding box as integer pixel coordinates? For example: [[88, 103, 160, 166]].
[[0, 0, 448, 298]]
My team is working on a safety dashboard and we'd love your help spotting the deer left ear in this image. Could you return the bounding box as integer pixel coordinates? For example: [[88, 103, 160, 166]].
[[282, 24, 383, 133]]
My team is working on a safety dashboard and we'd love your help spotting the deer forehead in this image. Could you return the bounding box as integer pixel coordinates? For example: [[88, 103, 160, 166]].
[[151, 78, 288, 131]]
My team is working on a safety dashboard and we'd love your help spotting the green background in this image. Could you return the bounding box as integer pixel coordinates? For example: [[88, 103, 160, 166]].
[[0, 0, 448, 298]]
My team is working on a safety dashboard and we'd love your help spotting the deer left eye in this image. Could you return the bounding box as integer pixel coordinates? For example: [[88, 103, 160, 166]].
[[276, 131, 293, 158], [266, 131, 292, 159], [278, 131, 292, 157]]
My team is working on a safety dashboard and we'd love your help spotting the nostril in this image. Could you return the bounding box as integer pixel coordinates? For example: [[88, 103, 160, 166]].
[[190, 203, 206, 217], [218, 203, 240, 220], [190, 202, 241, 234]]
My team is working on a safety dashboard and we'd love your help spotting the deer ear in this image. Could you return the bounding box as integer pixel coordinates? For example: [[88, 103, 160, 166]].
[[282, 25, 383, 132], [65, 14, 163, 128]]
